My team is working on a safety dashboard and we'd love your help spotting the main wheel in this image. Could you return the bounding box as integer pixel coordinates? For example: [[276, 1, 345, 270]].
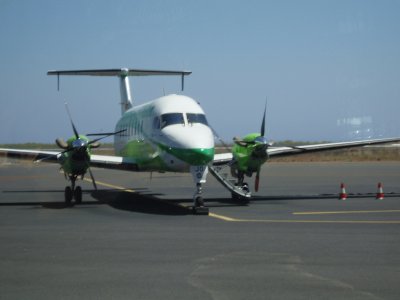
[[231, 183, 250, 205], [74, 186, 82, 204], [194, 196, 204, 207], [65, 186, 73, 205], [242, 182, 249, 193]]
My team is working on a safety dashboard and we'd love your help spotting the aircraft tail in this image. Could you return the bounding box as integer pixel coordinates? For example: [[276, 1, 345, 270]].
[[47, 68, 192, 115]]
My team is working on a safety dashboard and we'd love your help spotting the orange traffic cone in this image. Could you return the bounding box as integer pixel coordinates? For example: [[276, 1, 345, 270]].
[[339, 183, 347, 200], [376, 182, 384, 200]]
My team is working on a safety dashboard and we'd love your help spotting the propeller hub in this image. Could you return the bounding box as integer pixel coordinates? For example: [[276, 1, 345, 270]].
[[254, 136, 268, 145], [72, 139, 88, 149], [252, 136, 269, 159]]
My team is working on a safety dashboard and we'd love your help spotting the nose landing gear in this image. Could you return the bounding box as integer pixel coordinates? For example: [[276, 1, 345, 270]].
[[193, 183, 208, 215], [191, 166, 209, 215]]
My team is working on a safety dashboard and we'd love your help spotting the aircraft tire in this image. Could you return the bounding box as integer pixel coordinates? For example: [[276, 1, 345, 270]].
[[74, 186, 82, 204], [195, 196, 204, 207], [193, 196, 208, 215], [232, 183, 250, 205], [65, 186, 73, 205]]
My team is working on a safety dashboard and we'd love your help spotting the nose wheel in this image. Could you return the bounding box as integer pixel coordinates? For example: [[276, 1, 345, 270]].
[[192, 183, 209, 215]]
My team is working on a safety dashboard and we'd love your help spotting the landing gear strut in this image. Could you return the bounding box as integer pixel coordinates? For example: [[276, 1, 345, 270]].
[[193, 183, 208, 215], [191, 166, 209, 215], [232, 171, 250, 204], [64, 175, 83, 206]]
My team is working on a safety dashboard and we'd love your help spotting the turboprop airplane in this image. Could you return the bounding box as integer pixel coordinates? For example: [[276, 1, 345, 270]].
[[1, 67, 399, 214]]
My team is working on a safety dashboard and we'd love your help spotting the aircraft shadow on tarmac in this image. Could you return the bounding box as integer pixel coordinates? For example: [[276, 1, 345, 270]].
[[90, 190, 193, 215], [1, 188, 193, 215], [2, 189, 400, 213]]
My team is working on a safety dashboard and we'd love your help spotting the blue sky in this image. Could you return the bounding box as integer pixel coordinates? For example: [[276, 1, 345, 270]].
[[0, 0, 399, 143]]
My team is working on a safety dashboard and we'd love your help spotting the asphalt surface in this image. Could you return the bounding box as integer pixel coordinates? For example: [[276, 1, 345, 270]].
[[1, 160, 400, 300]]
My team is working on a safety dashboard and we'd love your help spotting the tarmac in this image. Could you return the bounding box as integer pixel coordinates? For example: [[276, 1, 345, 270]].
[[1, 160, 400, 299]]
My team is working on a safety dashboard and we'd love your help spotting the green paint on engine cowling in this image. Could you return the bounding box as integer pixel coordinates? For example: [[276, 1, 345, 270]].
[[232, 133, 269, 174]]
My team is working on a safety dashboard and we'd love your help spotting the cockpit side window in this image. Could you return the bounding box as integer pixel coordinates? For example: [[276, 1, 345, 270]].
[[153, 117, 160, 129], [187, 113, 208, 126], [160, 113, 185, 129]]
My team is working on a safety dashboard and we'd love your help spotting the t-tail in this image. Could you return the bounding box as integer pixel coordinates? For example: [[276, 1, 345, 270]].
[[47, 68, 192, 115]]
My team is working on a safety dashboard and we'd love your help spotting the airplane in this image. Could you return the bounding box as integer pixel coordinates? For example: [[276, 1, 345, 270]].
[[1, 67, 399, 214]]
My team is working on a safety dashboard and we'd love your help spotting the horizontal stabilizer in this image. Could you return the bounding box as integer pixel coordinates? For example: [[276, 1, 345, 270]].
[[47, 68, 191, 77], [47, 68, 192, 92]]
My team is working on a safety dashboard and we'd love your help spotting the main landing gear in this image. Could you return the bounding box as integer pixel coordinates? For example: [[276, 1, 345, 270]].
[[232, 171, 250, 204], [64, 175, 83, 206]]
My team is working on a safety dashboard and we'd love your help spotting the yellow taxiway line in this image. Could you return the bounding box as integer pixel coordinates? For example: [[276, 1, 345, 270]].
[[83, 178, 136, 193], [208, 212, 400, 224], [293, 209, 400, 215]]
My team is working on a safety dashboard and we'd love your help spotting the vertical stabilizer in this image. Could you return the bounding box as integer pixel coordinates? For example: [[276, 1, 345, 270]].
[[119, 72, 133, 114], [47, 68, 192, 116]]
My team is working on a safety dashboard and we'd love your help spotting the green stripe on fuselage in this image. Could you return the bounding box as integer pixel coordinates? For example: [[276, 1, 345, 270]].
[[117, 139, 214, 171], [158, 143, 214, 166]]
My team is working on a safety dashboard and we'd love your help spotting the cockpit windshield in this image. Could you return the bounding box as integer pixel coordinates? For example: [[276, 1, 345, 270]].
[[187, 113, 208, 126], [160, 113, 185, 129], [158, 113, 209, 129]]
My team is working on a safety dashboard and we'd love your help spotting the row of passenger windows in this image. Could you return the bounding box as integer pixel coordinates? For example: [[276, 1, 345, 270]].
[[154, 113, 208, 129], [116, 118, 143, 138]]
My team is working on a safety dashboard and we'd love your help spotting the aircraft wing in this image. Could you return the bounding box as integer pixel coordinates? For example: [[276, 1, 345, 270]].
[[0, 148, 139, 171], [213, 153, 233, 165], [212, 137, 400, 165], [266, 137, 400, 158], [89, 154, 138, 171], [0, 148, 60, 162]]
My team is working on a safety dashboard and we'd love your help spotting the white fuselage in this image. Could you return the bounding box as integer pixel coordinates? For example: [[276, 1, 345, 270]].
[[113, 94, 215, 172]]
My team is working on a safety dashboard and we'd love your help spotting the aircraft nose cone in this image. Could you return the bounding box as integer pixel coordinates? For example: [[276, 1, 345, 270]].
[[190, 148, 215, 165], [161, 125, 215, 165], [175, 147, 215, 166]]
